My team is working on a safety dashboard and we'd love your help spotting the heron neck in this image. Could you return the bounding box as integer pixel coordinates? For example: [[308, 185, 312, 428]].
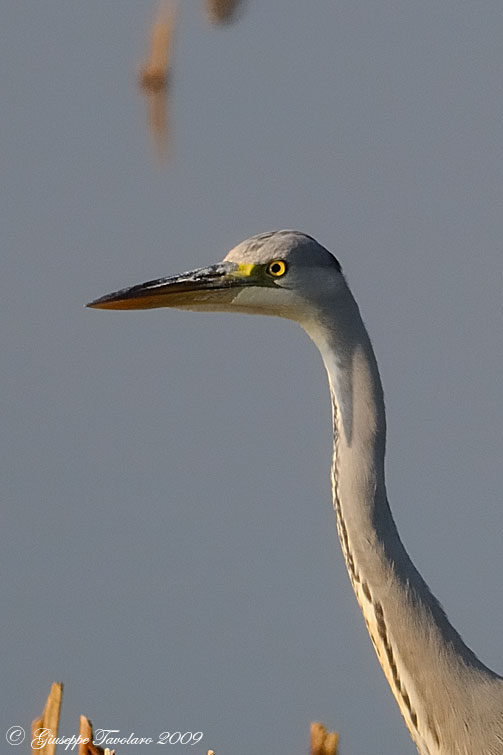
[[302, 296, 500, 753]]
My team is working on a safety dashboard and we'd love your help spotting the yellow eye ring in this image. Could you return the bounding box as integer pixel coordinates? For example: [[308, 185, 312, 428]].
[[266, 260, 287, 278]]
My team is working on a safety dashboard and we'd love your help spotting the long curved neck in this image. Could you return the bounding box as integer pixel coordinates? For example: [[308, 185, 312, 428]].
[[302, 291, 501, 755]]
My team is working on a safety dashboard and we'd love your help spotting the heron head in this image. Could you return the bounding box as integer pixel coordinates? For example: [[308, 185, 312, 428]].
[[87, 230, 346, 325]]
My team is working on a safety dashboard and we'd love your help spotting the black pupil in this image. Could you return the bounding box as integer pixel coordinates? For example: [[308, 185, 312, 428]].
[[271, 262, 282, 274]]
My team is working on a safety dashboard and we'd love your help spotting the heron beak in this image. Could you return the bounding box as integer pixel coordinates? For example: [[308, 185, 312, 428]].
[[86, 262, 257, 311]]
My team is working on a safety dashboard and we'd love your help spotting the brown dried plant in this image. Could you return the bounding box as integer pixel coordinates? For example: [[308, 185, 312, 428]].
[[139, 2, 177, 161], [206, 0, 243, 25]]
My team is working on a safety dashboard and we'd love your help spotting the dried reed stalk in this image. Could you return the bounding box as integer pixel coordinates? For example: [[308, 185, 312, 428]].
[[79, 715, 114, 755], [139, 1, 177, 160], [206, 0, 243, 25], [31, 683, 336, 754], [32, 682, 63, 755], [140, 1, 177, 91], [310, 721, 339, 755]]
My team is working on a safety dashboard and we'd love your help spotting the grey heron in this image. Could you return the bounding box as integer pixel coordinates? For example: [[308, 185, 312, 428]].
[[88, 230, 503, 754]]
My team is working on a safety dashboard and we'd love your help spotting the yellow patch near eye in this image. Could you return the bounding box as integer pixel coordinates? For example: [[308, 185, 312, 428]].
[[235, 263, 256, 277]]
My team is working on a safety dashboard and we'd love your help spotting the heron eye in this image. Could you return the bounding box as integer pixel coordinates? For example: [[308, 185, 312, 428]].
[[266, 260, 287, 277]]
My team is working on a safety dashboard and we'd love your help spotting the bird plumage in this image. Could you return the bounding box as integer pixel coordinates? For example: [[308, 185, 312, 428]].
[[88, 230, 503, 754]]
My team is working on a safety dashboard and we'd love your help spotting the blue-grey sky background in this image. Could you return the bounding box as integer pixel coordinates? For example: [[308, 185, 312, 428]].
[[2, 2, 503, 753]]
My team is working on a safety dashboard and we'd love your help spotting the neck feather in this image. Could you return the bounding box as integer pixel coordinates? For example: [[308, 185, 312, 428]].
[[302, 293, 501, 754]]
